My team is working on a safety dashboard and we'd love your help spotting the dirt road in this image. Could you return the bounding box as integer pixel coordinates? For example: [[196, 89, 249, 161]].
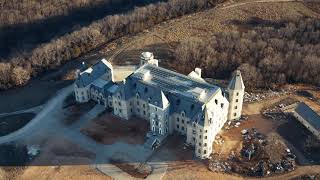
[[221, 0, 303, 10]]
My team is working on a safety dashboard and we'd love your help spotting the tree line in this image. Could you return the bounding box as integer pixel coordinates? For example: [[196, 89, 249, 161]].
[[173, 17, 320, 89], [0, 0, 220, 90], [0, 0, 117, 26]]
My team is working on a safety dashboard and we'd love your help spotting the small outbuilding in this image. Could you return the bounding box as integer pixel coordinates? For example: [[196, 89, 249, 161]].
[[283, 102, 320, 140]]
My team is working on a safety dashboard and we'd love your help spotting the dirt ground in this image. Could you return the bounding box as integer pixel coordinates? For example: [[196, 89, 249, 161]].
[[154, 135, 244, 180], [160, 84, 320, 179], [0, 136, 110, 180], [0, 166, 111, 180], [81, 113, 149, 145], [63, 100, 96, 125]]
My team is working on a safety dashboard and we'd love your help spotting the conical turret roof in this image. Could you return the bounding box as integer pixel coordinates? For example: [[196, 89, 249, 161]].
[[228, 70, 245, 90]]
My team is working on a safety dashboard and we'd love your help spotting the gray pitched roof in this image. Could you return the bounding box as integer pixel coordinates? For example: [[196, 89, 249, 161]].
[[117, 64, 218, 122], [75, 59, 112, 88], [294, 102, 320, 131], [228, 70, 245, 90], [131, 64, 219, 103]]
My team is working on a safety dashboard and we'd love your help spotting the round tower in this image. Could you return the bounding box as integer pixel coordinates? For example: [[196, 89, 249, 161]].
[[140, 52, 158, 67], [227, 70, 245, 120]]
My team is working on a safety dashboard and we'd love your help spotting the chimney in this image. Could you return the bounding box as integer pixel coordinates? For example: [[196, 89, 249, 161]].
[[75, 69, 81, 79], [195, 68, 202, 77], [143, 70, 152, 82]]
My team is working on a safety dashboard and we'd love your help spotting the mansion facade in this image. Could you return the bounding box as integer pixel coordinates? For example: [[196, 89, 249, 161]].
[[74, 52, 245, 159]]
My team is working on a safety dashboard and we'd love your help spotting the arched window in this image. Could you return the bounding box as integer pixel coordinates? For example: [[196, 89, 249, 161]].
[[181, 111, 185, 117]]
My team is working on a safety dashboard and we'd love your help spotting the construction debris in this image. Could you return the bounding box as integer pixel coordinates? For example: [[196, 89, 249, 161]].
[[209, 129, 296, 177], [244, 89, 291, 103]]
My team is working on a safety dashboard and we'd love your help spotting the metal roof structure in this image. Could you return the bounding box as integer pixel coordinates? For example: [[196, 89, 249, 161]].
[[294, 102, 320, 131], [131, 64, 219, 103], [115, 64, 220, 123]]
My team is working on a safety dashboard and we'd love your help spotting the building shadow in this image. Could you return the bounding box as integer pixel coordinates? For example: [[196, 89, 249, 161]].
[[276, 115, 320, 165]]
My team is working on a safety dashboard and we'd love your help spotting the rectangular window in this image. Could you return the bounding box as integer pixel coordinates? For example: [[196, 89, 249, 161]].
[[204, 143, 207, 147], [177, 125, 179, 129], [177, 117, 179, 122], [199, 143, 201, 146], [236, 99, 239, 103], [199, 135, 202, 139], [234, 113, 237, 117], [236, 92, 239, 96], [137, 101, 140, 105], [182, 120, 184, 124], [205, 136, 207, 139], [235, 106, 238, 109], [182, 126, 184, 131], [143, 111, 146, 115], [204, 150, 207, 154]]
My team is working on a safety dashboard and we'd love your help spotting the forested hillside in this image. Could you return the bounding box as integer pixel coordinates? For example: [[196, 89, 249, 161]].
[[0, 0, 219, 90], [174, 17, 320, 89], [0, 0, 164, 59]]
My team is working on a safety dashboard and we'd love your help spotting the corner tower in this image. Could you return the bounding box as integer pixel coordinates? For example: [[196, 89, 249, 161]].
[[140, 52, 158, 67], [227, 70, 245, 120]]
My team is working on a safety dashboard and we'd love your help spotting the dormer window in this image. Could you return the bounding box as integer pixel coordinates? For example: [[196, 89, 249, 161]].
[[191, 104, 195, 110], [133, 83, 137, 89], [181, 111, 185, 117], [215, 99, 218, 105], [144, 87, 148, 93], [136, 93, 140, 99]]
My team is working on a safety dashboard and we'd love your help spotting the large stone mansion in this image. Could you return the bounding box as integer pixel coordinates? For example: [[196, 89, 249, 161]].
[[74, 52, 245, 159]]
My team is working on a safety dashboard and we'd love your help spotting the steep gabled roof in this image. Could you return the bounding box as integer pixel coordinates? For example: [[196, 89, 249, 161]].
[[228, 70, 245, 90], [75, 59, 112, 88]]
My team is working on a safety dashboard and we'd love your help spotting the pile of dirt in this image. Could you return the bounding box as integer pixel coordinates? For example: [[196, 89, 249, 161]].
[[81, 113, 149, 145], [0, 113, 35, 136], [209, 130, 296, 177]]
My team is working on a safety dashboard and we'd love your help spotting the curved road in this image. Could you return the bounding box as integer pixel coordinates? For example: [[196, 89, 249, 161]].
[[0, 85, 73, 144]]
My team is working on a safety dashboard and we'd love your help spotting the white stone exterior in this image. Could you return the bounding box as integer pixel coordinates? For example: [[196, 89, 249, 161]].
[[74, 52, 245, 159]]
